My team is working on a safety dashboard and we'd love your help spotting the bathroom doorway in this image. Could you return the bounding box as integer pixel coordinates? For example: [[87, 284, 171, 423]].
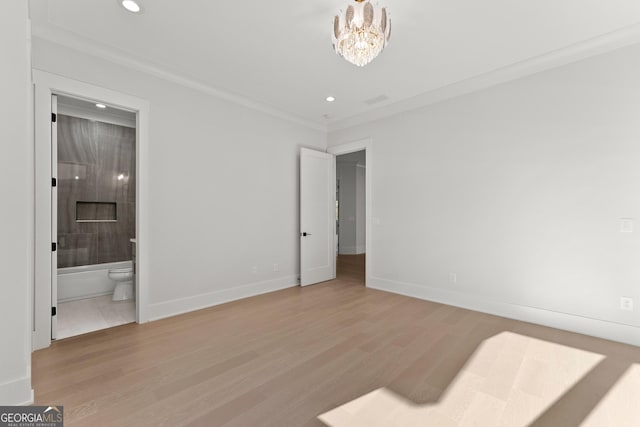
[[51, 94, 137, 339], [33, 70, 149, 350]]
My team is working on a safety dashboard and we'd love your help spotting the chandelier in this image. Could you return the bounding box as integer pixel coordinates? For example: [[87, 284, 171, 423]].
[[332, 0, 391, 67]]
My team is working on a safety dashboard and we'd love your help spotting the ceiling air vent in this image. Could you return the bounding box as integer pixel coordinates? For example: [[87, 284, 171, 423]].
[[364, 95, 389, 106]]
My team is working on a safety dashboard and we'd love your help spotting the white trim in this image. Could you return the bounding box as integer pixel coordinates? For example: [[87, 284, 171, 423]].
[[328, 24, 640, 131], [32, 70, 150, 350], [27, 14, 36, 351], [369, 276, 640, 347], [328, 139, 372, 287], [0, 377, 33, 406], [147, 276, 298, 321], [50, 95, 58, 340], [30, 26, 326, 132]]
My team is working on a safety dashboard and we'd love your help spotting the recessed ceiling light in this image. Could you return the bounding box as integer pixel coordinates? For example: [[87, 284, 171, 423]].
[[326, 96, 336, 102], [95, 103, 107, 109], [121, 0, 141, 13]]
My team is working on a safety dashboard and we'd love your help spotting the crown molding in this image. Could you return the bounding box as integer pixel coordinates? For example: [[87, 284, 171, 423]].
[[328, 23, 640, 132], [31, 24, 328, 133], [31, 18, 640, 135]]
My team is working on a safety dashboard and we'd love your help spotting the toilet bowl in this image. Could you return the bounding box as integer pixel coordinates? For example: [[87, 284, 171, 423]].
[[108, 267, 134, 301]]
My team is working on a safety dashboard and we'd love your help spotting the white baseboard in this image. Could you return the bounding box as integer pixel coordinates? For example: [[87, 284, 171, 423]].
[[368, 276, 640, 347], [338, 246, 366, 255], [147, 275, 298, 321], [0, 376, 33, 406]]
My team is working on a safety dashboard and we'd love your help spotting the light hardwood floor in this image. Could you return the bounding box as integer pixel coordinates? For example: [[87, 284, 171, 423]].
[[33, 255, 640, 426]]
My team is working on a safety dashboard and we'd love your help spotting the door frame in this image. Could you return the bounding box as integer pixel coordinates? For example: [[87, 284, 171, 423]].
[[50, 94, 58, 340], [327, 139, 372, 287], [32, 70, 150, 350]]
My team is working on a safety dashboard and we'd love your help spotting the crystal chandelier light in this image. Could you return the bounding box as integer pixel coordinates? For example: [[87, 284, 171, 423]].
[[332, 0, 391, 67]]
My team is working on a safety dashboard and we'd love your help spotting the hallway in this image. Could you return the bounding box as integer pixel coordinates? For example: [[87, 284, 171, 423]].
[[336, 254, 365, 284]]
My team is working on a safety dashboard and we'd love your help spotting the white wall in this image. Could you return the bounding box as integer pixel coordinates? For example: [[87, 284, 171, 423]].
[[337, 161, 366, 254], [355, 165, 366, 252], [0, 1, 33, 404], [337, 162, 356, 254], [329, 44, 640, 345], [32, 38, 326, 321]]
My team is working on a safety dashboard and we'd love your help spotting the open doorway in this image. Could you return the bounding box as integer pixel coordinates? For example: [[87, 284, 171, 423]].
[[52, 95, 137, 339], [33, 70, 149, 350], [336, 150, 366, 284]]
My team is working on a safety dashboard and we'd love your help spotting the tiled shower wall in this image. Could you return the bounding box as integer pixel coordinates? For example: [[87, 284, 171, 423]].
[[57, 114, 136, 268]]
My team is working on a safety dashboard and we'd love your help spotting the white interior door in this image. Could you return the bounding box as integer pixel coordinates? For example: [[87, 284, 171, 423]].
[[300, 148, 336, 286], [51, 95, 58, 340]]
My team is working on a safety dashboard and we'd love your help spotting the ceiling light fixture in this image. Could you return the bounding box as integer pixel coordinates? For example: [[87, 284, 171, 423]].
[[326, 96, 336, 102], [121, 0, 141, 13], [95, 103, 107, 109], [332, 0, 391, 67]]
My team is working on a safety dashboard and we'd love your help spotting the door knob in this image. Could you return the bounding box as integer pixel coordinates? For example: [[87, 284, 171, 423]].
[[301, 232, 312, 237]]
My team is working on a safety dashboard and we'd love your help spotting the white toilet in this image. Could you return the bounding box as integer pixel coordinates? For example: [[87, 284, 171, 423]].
[[108, 267, 134, 301]]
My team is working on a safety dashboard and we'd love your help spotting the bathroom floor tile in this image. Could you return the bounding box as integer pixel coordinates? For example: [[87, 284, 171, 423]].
[[56, 295, 135, 339]]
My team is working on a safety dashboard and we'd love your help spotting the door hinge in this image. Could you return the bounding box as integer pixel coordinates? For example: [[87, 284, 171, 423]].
[[51, 306, 56, 316], [51, 113, 57, 123], [51, 177, 57, 187], [51, 242, 57, 252]]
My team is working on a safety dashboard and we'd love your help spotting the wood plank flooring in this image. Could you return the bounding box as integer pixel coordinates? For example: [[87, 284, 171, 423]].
[[32, 255, 640, 426]]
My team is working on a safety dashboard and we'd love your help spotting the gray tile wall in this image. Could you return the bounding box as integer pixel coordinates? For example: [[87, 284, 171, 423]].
[[57, 114, 136, 268]]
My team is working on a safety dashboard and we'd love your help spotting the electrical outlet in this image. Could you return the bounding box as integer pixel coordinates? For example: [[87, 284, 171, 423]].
[[449, 273, 457, 284], [273, 263, 279, 272], [620, 297, 634, 311], [251, 266, 257, 274]]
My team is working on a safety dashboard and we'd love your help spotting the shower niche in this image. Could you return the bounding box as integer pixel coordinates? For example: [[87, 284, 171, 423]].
[[76, 201, 118, 222]]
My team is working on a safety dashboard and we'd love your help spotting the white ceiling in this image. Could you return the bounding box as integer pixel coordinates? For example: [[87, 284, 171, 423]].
[[30, 0, 640, 130], [337, 150, 366, 165], [57, 95, 137, 127]]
